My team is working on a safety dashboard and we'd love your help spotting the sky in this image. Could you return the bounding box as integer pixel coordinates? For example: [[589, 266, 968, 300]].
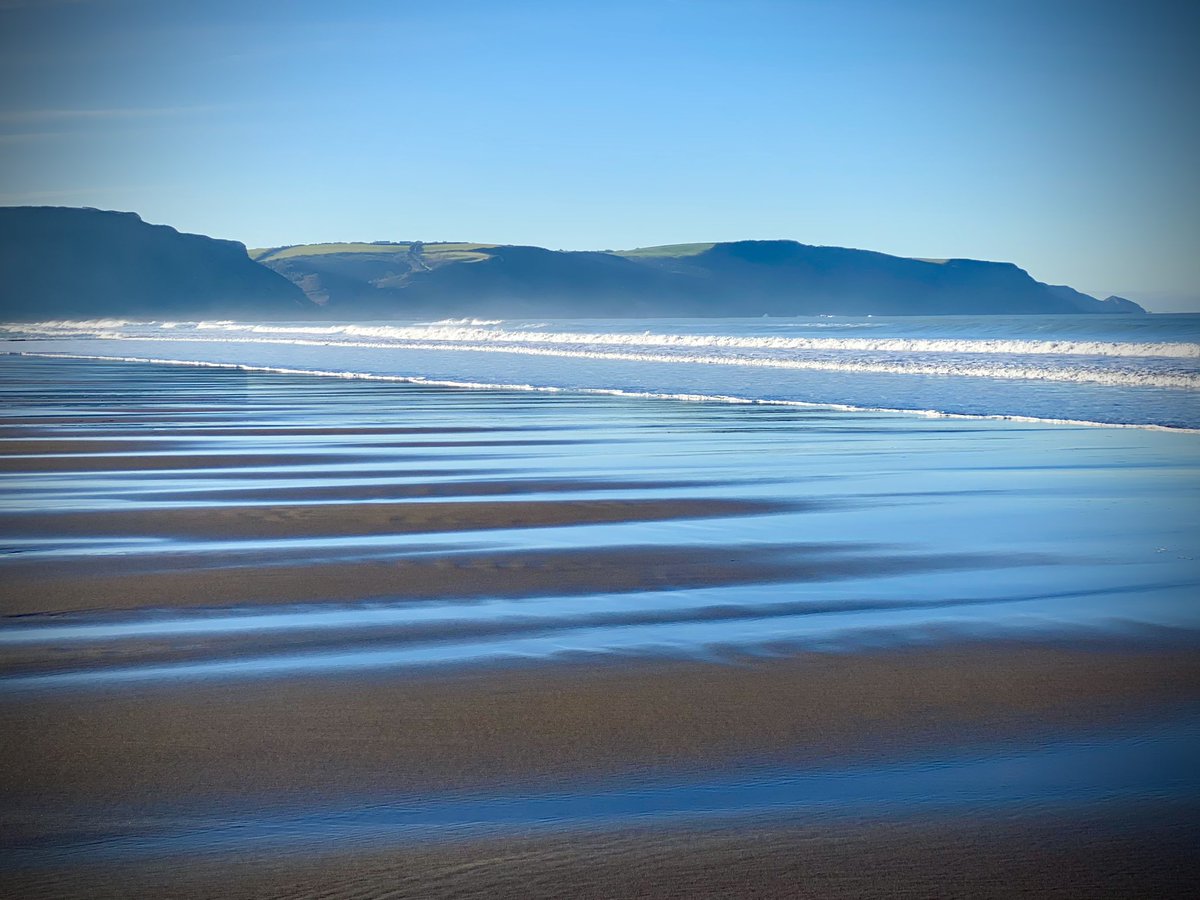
[[1, 0, 1197, 310]]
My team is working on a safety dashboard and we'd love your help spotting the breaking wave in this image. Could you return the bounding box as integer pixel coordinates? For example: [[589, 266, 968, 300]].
[[3, 315, 1198, 429], [177, 321, 1199, 359]]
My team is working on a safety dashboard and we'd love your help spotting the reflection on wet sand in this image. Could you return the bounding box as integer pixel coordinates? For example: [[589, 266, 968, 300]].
[[1, 355, 1198, 898]]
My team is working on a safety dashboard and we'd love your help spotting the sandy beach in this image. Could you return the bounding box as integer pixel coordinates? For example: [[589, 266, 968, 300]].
[[8, 807, 1199, 900], [5, 641, 1199, 806], [2, 355, 1198, 897]]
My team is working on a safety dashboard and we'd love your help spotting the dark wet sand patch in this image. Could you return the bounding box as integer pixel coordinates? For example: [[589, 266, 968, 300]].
[[0, 543, 1027, 616], [160, 424, 572, 436], [5, 806, 1196, 900], [0, 497, 793, 540], [3, 641, 1197, 809], [0, 414, 256, 427], [0, 424, 569, 438], [127, 477, 716, 503], [0, 452, 457, 473], [45, 466, 509, 482], [0, 437, 591, 455], [0, 439, 194, 455], [0, 544, 820, 615]]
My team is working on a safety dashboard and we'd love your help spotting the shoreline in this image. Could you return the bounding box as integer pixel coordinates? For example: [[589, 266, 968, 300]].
[[9, 349, 1200, 433]]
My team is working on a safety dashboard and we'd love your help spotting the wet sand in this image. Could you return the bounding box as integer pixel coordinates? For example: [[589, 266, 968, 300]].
[[4, 641, 1199, 811], [6, 806, 1199, 900], [0, 496, 791, 540], [0, 541, 1018, 616], [5, 642, 1198, 896], [2, 355, 1199, 897]]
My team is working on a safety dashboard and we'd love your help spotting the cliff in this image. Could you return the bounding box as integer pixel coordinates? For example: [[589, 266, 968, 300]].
[[0, 207, 309, 320], [253, 238, 1145, 317]]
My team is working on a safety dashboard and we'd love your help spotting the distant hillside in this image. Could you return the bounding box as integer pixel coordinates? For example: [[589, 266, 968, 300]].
[[0, 208, 1144, 319], [0, 207, 308, 320], [254, 238, 1145, 317]]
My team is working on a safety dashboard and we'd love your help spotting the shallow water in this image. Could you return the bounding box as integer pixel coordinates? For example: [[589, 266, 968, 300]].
[[1, 354, 1198, 866], [1, 355, 1198, 686]]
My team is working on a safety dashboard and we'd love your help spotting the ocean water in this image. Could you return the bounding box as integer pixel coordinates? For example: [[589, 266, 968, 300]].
[[3, 313, 1199, 429]]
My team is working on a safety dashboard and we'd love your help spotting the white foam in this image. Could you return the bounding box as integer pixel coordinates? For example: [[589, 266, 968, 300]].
[[424, 317, 505, 326], [15, 332, 1193, 389], [5, 315, 1197, 431], [0, 318, 138, 332], [10, 319, 1195, 358], [179, 321, 1200, 358], [16, 351, 1200, 434]]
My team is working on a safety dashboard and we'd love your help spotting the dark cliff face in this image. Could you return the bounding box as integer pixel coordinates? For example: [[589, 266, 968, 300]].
[[655, 242, 1141, 315], [0, 207, 310, 320], [1099, 295, 1146, 314]]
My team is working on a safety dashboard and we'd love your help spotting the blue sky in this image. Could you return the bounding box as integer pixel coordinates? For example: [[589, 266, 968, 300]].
[[1, 0, 1196, 309]]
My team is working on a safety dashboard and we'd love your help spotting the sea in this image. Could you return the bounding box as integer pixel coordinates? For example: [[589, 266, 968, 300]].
[[2, 313, 1198, 430]]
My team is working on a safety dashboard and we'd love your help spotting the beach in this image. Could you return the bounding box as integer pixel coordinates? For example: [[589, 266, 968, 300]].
[[2, 353, 1199, 897], [4, 0, 1199, 889]]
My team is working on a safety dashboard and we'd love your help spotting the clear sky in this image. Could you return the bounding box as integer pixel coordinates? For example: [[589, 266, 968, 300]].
[[1, 0, 1197, 310]]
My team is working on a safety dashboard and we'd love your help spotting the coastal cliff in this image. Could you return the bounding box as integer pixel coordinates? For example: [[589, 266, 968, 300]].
[[0, 207, 309, 320], [0, 207, 1146, 319], [256, 238, 1147, 317]]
